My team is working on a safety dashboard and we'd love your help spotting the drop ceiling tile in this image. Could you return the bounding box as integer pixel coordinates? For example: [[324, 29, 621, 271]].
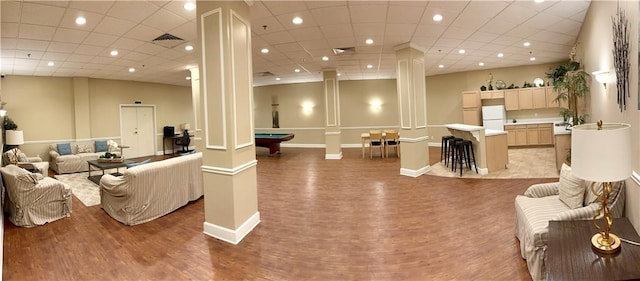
[[275, 11, 317, 29], [1, 1, 21, 23], [93, 16, 136, 36], [274, 42, 304, 53], [47, 41, 78, 53], [252, 16, 286, 35], [387, 5, 425, 24], [523, 12, 564, 30], [111, 37, 146, 51], [552, 19, 583, 36], [14, 50, 44, 60], [59, 9, 104, 31], [21, 2, 65, 27], [467, 31, 500, 43], [16, 39, 50, 51], [263, 1, 308, 16], [142, 8, 189, 33], [75, 44, 105, 56], [53, 28, 90, 44], [169, 21, 197, 42], [69, 1, 114, 14], [106, 1, 159, 23], [123, 51, 151, 61], [18, 24, 56, 41], [288, 26, 324, 42], [160, 1, 196, 21], [309, 6, 350, 25], [352, 23, 385, 39], [82, 32, 119, 47], [41, 52, 70, 61], [494, 4, 537, 25], [545, 0, 590, 19], [326, 37, 356, 48], [261, 31, 296, 45], [320, 24, 354, 39], [155, 49, 185, 60], [349, 4, 387, 24], [414, 24, 446, 38], [67, 54, 95, 63], [441, 26, 474, 40], [2, 23, 19, 38], [492, 35, 523, 46], [123, 24, 164, 42], [479, 19, 517, 35]]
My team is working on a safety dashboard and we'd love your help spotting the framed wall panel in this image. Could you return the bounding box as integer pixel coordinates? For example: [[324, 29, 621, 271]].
[[230, 10, 253, 149]]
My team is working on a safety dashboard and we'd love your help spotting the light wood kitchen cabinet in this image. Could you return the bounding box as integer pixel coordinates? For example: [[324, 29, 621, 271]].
[[463, 91, 480, 108], [545, 87, 568, 108], [505, 89, 519, 111], [463, 108, 482, 125], [486, 133, 509, 172], [480, 90, 505, 99], [532, 88, 546, 108], [519, 89, 533, 109], [538, 124, 553, 145], [515, 125, 527, 146], [526, 124, 539, 145], [555, 134, 571, 171], [505, 125, 516, 146]]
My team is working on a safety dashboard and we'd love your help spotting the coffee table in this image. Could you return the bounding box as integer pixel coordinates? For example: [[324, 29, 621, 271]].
[[87, 159, 133, 185]]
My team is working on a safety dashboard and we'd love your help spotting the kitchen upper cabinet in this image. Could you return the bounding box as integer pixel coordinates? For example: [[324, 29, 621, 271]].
[[519, 89, 533, 109], [545, 87, 568, 108], [463, 108, 482, 125], [532, 88, 546, 108], [480, 90, 505, 100], [505, 89, 519, 111], [463, 91, 480, 108]]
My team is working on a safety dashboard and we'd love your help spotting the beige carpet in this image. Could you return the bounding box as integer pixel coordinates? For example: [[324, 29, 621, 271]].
[[428, 147, 559, 179], [54, 168, 123, 207]]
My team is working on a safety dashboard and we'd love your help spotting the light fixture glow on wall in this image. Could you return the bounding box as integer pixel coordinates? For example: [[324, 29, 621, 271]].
[[370, 99, 382, 112], [302, 102, 314, 115], [592, 70, 611, 89]]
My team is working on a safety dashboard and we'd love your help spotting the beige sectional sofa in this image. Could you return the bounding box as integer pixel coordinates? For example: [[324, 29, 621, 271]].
[[49, 141, 103, 174], [99, 152, 203, 225]]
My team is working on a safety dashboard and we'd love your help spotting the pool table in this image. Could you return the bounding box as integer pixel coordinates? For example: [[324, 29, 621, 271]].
[[255, 133, 295, 155]]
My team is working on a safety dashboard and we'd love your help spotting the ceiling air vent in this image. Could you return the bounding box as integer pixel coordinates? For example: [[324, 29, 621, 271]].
[[255, 71, 275, 77], [151, 33, 185, 49], [332, 47, 356, 55]]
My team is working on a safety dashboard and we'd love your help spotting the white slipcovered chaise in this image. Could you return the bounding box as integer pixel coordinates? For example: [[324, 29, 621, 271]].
[[514, 164, 625, 281], [99, 152, 203, 225]]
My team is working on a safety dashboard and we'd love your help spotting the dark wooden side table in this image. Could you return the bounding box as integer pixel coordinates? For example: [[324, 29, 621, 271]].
[[547, 218, 640, 281]]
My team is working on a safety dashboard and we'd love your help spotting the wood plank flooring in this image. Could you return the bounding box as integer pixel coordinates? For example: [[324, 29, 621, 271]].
[[4, 148, 557, 280]]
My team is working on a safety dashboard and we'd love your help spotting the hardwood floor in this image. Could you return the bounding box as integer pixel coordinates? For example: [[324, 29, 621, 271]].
[[5, 148, 557, 280]]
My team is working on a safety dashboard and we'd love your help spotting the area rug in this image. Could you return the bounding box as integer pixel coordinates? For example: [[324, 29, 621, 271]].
[[54, 169, 120, 207]]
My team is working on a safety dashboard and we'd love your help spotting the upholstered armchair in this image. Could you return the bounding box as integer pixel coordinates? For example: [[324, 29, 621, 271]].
[[2, 149, 49, 175], [0, 164, 72, 227], [514, 164, 625, 281]]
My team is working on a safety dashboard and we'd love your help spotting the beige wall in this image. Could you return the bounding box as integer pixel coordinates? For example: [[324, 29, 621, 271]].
[[1, 75, 193, 159], [578, 0, 640, 232]]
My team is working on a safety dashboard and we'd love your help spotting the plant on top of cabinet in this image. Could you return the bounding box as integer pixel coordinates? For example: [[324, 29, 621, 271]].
[[545, 61, 590, 126]]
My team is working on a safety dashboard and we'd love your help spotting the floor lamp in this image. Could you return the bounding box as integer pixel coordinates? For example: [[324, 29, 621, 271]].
[[5, 130, 24, 164], [571, 121, 631, 255]]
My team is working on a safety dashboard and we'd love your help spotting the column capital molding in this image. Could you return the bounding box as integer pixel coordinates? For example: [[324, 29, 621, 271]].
[[393, 42, 427, 54]]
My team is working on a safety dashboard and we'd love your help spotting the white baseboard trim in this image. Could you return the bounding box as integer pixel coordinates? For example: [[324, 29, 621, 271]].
[[281, 143, 325, 148], [428, 142, 441, 147], [325, 152, 343, 160], [400, 165, 430, 177], [203, 211, 260, 245]]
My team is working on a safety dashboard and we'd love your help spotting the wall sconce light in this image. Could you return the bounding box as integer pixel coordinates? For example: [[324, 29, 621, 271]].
[[0, 109, 6, 117], [302, 102, 314, 115], [592, 70, 611, 89], [370, 100, 382, 112]]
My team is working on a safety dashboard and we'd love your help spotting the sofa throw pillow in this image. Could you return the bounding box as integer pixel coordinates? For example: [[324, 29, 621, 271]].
[[57, 143, 72, 155], [95, 140, 108, 152], [558, 163, 585, 209], [17, 172, 44, 184], [125, 159, 151, 169], [16, 150, 28, 162], [77, 144, 93, 153]]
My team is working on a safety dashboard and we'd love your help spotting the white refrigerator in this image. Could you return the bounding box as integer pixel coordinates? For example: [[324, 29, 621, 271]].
[[482, 105, 506, 131]]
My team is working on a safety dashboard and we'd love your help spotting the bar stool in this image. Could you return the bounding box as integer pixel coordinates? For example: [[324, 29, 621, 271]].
[[440, 135, 455, 165], [462, 140, 478, 174], [448, 138, 463, 170], [453, 140, 478, 176]]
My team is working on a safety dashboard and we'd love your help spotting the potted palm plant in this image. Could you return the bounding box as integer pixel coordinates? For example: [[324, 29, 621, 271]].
[[545, 61, 590, 126]]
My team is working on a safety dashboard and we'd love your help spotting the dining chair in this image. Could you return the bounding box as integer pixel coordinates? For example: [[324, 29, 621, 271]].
[[384, 130, 400, 158], [368, 130, 384, 159]]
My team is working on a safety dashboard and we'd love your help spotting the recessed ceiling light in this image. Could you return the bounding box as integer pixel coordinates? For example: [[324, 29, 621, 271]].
[[497, 53, 504, 58], [129, 67, 136, 73], [261, 48, 269, 54], [185, 45, 194, 51], [276, 77, 281, 81], [523, 42, 531, 47], [75, 16, 86, 25], [47, 61, 54, 67], [292, 17, 303, 25], [433, 14, 443, 22], [367, 64, 373, 69], [337, 73, 342, 76], [110, 50, 118, 56], [530, 57, 536, 61], [184, 2, 196, 11], [365, 39, 374, 45], [438, 64, 444, 68], [294, 68, 301, 73], [458, 49, 466, 54], [186, 76, 191, 80], [478, 62, 485, 66], [322, 56, 329, 61]]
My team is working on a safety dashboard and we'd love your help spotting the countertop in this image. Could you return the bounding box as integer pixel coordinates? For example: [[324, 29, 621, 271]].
[[485, 129, 507, 136], [503, 117, 570, 135], [445, 123, 484, 132]]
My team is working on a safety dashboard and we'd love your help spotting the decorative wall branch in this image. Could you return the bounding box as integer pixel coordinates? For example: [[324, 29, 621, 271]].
[[612, 8, 629, 111]]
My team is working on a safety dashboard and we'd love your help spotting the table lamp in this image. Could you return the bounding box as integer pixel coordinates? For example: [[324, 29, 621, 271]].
[[571, 121, 631, 255], [180, 123, 190, 134], [5, 130, 24, 164]]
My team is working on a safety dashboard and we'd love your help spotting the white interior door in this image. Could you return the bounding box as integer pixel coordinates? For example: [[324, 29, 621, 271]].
[[120, 105, 156, 158]]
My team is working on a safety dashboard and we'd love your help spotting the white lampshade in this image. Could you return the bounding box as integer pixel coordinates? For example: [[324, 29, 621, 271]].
[[180, 123, 190, 130], [5, 130, 24, 146], [571, 123, 631, 182]]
